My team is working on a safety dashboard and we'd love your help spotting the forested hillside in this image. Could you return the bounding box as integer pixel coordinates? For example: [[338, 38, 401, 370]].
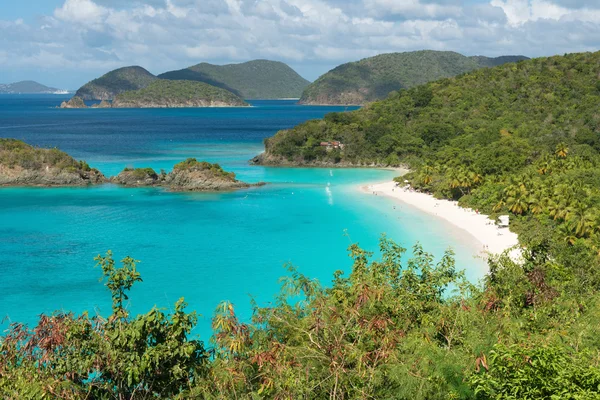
[[74, 66, 158, 100], [111, 80, 248, 108], [159, 60, 310, 99], [299, 51, 528, 105], [262, 50, 600, 293]]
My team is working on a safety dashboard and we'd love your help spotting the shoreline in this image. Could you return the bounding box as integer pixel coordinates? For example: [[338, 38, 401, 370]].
[[361, 181, 520, 259]]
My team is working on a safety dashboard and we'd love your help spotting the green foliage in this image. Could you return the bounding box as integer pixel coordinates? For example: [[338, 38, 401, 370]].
[[122, 167, 159, 180], [159, 59, 310, 99], [300, 50, 528, 105], [0, 252, 208, 399], [75, 66, 157, 100], [0, 138, 94, 174], [173, 158, 237, 180], [2, 238, 600, 398], [469, 344, 600, 399], [113, 79, 247, 107]]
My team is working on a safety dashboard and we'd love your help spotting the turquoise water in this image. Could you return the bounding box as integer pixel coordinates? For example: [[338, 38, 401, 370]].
[[0, 96, 486, 337]]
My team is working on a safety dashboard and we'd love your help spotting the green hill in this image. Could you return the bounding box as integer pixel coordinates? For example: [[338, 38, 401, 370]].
[[263, 51, 600, 282], [158, 60, 310, 99], [111, 80, 248, 108], [299, 51, 528, 105], [75, 66, 158, 100]]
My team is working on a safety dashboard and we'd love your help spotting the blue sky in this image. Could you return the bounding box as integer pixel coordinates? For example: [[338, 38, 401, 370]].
[[1, 0, 599, 89]]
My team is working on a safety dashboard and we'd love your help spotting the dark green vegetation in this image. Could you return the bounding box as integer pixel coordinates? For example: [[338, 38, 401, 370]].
[[2, 237, 600, 398], [74, 66, 158, 100], [299, 51, 528, 105], [159, 60, 310, 99], [0, 139, 88, 171], [112, 80, 247, 108], [172, 158, 236, 179], [0, 139, 105, 185], [0, 80, 64, 94], [266, 51, 600, 270]]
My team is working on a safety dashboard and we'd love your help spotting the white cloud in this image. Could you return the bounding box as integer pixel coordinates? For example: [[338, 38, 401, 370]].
[[54, 0, 108, 25], [1, 0, 600, 87]]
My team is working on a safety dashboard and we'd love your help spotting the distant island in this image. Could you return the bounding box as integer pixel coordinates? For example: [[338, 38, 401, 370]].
[[63, 59, 311, 107], [0, 80, 69, 95], [299, 51, 529, 105], [74, 66, 158, 101], [111, 80, 248, 108], [0, 139, 258, 191], [158, 59, 310, 99], [61, 80, 248, 109]]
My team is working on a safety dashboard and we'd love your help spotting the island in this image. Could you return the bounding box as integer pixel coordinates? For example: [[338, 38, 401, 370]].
[[0, 139, 106, 186], [74, 66, 158, 101], [111, 80, 248, 108], [299, 50, 528, 105], [111, 159, 263, 191], [158, 59, 310, 99], [0, 80, 69, 94]]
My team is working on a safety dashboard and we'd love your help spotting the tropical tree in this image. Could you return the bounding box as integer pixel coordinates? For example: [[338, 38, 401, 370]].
[[555, 142, 569, 158]]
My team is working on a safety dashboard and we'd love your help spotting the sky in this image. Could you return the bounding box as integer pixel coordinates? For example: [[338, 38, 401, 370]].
[[1, 0, 600, 89]]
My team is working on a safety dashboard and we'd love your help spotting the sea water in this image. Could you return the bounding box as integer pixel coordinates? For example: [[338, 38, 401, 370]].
[[0, 96, 486, 337]]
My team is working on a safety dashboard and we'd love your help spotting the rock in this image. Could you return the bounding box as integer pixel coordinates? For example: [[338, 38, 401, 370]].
[[60, 96, 87, 109], [91, 100, 112, 108], [110, 168, 163, 187], [111, 159, 264, 192]]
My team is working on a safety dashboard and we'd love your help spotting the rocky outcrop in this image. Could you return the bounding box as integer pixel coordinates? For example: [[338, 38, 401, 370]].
[[110, 168, 162, 187], [111, 160, 265, 192], [60, 97, 87, 109], [0, 165, 106, 186], [0, 139, 106, 186], [92, 100, 112, 108]]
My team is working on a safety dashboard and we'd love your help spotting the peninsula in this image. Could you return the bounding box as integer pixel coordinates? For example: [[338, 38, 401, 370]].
[[0, 139, 106, 186]]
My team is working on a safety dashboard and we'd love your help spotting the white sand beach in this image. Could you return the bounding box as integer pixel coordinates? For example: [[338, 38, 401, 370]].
[[362, 181, 520, 259]]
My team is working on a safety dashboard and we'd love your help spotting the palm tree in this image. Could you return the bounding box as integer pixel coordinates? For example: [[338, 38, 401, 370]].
[[420, 165, 435, 185], [567, 205, 597, 238], [555, 142, 569, 158], [559, 224, 578, 246], [506, 187, 529, 215], [528, 192, 546, 215]]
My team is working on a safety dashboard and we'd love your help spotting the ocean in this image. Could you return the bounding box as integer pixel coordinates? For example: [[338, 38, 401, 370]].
[[0, 95, 486, 337]]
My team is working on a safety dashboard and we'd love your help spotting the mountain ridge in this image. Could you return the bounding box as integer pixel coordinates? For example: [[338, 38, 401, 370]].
[[74, 66, 158, 100], [299, 50, 529, 105], [159, 59, 310, 99]]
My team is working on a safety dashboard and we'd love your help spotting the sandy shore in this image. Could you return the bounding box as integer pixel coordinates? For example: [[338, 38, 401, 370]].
[[362, 181, 520, 258]]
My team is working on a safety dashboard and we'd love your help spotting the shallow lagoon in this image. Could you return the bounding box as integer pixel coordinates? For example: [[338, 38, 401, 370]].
[[0, 97, 486, 336]]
